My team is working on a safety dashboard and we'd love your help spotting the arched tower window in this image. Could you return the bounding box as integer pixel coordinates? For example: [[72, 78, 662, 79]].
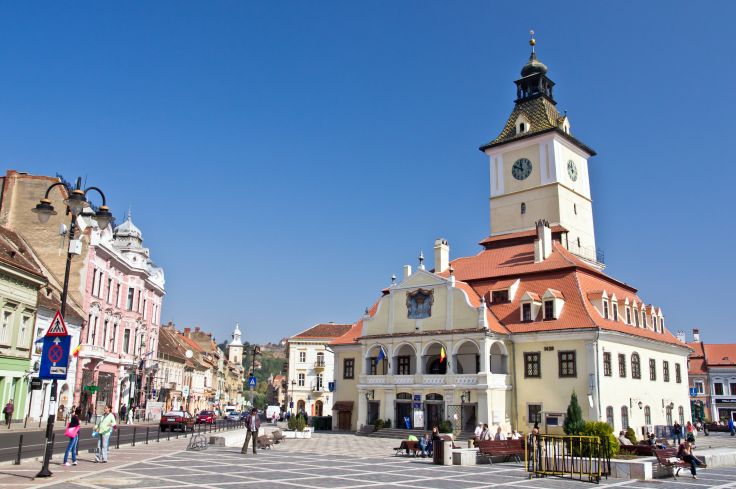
[[521, 202, 526, 215]]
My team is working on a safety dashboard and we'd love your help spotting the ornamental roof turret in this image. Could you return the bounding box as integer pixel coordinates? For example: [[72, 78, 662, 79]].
[[479, 31, 595, 156], [113, 209, 143, 241], [229, 322, 243, 347]]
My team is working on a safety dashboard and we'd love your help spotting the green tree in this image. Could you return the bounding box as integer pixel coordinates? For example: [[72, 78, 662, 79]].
[[563, 392, 585, 435]]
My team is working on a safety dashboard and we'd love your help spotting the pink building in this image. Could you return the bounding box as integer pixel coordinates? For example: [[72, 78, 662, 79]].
[[75, 212, 165, 415]]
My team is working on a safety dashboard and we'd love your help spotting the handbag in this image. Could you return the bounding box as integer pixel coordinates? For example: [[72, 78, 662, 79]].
[[64, 425, 80, 439], [92, 430, 99, 438]]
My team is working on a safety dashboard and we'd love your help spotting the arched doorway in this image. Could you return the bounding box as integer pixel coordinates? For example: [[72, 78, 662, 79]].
[[425, 393, 444, 429], [297, 400, 306, 414], [314, 400, 323, 417], [395, 392, 412, 429]]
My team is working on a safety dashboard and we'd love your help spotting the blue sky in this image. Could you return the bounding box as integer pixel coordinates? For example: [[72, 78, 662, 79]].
[[1, 2, 732, 344]]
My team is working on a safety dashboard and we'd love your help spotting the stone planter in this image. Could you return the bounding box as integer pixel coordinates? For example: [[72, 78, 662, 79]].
[[283, 428, 312, 439]]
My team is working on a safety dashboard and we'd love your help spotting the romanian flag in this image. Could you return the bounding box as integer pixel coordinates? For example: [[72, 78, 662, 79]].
[[439, 346, 446, 363], [72, 344, 81, 358]]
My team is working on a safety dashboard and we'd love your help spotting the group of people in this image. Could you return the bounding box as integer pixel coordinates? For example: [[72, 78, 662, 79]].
[[473, 422, 521, 444], [405, 426, 443, 457], [62, 403, 118, 467], [617, 423, 706, 479]]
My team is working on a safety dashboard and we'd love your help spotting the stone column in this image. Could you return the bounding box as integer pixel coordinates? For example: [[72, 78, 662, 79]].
[[357, 390, 368, 429], [384, 389, 396, 426]]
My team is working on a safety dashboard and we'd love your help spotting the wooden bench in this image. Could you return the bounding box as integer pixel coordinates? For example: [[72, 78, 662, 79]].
[[478, 439, 525, 464], [394, 440, 422, 456], [653, 448, 705, 478]]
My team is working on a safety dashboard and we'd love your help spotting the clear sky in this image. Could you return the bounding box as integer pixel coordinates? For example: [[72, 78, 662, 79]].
[[1, 2, 733, 344]]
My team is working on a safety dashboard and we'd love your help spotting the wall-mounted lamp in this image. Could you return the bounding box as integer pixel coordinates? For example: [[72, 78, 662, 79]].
[[630, 398, 643, 410], [365, 390, 375, 401], [460, 391, 471, 403]]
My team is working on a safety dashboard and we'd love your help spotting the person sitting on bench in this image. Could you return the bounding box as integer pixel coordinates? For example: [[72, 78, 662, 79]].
[[678, 440, 705, 479]]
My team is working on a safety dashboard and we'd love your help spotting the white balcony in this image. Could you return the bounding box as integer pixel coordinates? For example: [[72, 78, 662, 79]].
[[422, 375, 445, 385], [394, 375, 414, 385], [453, 375, 480, 385], [77, 344, 106, 360]]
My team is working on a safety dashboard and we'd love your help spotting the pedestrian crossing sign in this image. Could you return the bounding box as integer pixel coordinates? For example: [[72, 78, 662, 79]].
[[45, 311, 69, 337]]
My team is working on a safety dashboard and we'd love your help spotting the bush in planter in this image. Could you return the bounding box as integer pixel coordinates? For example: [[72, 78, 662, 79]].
[[581, 421, 619, 458], [294, 416, 306, 432], [384, 418, 392, 429], [438, 420, 453, 434], [373, 419, 385, 432], [625, 427, 638, 445]]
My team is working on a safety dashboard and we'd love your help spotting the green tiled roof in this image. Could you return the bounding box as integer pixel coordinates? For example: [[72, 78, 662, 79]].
[[479, 96, 595, 155]]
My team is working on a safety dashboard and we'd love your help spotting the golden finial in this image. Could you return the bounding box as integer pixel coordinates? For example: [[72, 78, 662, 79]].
[[529, 30, 536, 53]]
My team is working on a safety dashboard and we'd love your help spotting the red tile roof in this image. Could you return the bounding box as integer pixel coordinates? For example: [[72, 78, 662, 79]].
[[703, 344, 736, 367], [294, 323, 354, 340], [0, 226, 45, 280], [449, 232, 684, 346], [689, 358, 707, 375]]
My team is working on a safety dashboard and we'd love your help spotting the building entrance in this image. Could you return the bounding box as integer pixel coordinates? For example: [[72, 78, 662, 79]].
[[395, 402, 412, 428], [367, 400, 380, 425], [462, 403, 477, 431]]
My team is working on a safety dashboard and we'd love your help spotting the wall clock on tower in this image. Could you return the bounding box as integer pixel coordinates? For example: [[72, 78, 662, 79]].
[[567, 160, 578, 181], [512, 158, 533, 180]]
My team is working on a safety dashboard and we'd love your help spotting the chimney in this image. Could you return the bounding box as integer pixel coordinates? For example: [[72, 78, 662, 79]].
[[434, 238, 449, 273], [534, 220, 552, 263], [675, 330, 686, 343], [183, 327, 191, 336], [195, 326, 200, 333], [693, 328, 700, 342], [403, 264, 412, 279]]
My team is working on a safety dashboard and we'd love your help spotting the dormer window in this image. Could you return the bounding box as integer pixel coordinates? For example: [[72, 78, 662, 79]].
[[603, 300, 609, 319], [491, 290, 509, 303], [634, 309, 639, 327], [641, 311, 647, 328], [612, 303, 619, 321], [522, 303, 532, 321], [516, 116, 530, 135], [652, 315, 657, 332], [543, 300, 554, 320], [625, 307, 631, 325]]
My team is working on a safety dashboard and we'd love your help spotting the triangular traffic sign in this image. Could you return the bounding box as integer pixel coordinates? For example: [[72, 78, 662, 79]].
[[45, 310, 69, 337]]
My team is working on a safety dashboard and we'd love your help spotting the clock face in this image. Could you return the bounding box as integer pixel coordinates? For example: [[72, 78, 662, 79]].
[[512, 158, 533, 180], [567, 160, 578, 181]]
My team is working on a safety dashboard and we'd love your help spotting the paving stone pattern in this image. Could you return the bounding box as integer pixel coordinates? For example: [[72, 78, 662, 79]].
[[31, 432, 736, 489]]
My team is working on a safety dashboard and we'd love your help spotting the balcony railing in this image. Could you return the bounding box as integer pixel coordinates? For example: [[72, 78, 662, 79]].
[[314, 360, 326, 369]]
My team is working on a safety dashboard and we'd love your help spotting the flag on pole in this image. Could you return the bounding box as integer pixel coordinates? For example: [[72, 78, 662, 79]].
[[439, 346, 446, 363], [71, 344, 81, 357], [376, 347, 386, 363]]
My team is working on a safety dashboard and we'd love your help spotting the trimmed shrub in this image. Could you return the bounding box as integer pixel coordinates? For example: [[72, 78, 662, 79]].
[[384, 418, 392, 428], [373, 419, 385, 432], [563, 392, 585, 436], [287, 416, 296, 431], [625, 427, 637, 445], [294, 415, 306, 432], [581, 421, 619, 457], [438, 420, 453, 433]]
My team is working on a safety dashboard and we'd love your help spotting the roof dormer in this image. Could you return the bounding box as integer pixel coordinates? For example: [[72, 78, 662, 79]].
[[542, 288, 565, 320], [520, 291, 542, 322], [489, 278, 520, 304], [587, 290, 609, 319], [516, 114, 531, 135]]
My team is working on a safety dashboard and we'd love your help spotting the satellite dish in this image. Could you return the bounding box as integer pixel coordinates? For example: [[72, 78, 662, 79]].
[[185, 350, 193, 359]]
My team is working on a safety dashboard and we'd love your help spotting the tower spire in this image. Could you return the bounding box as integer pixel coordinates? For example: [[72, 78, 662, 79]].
[[529, 29, 536, 54]]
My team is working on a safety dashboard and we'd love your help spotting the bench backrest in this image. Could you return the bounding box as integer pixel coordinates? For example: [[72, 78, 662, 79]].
[[653, 448, 678, 463]]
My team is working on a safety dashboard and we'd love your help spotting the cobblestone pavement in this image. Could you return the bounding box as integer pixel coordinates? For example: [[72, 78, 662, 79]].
[[27, 432, 736, 489]]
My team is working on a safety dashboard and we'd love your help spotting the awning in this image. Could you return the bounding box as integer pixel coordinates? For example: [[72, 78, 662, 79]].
[[332, 401, 354, 412]]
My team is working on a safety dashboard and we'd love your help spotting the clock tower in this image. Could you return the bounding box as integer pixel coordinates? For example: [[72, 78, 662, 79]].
[[480, 33, 600, 265]]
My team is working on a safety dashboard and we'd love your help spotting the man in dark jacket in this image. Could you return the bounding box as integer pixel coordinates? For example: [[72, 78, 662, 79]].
[[3, 400, 13, 429], [241, 408, 261, 455]]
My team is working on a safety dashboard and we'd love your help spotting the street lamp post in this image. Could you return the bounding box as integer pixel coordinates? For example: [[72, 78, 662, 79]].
[[248, 345, 261, 407], [32, 177, 113, 478]]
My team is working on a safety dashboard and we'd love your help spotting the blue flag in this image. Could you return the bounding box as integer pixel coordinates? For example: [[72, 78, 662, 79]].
[[376, 347, 386, 362]]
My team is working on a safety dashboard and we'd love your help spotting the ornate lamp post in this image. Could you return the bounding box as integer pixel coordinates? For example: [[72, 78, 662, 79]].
[[31, 177, 113, 478]]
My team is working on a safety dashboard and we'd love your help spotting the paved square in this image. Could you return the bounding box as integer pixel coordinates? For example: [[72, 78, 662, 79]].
[[34, 433, 736, 489]]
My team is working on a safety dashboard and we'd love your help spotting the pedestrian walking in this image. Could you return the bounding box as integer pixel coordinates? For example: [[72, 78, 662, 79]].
[[686, 421, 695, 443], [3, 399, 13, 429], [119, 404, 127, 424], [87, 406, 93, 424], [63, 407, 82, 466], [93, 404, 117, 463], [728, 417, 735, 437], [672, 421, 682, 445], [240, 408, 260, 455]]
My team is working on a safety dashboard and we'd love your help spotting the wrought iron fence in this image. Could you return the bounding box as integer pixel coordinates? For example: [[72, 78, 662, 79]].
[[525, 434, 611, 484]]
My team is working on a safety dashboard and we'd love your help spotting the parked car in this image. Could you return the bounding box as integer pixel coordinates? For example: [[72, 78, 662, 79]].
[[196, 410, 217, 424], [226, 411, 241, 421], [160, 411, 195, 432]]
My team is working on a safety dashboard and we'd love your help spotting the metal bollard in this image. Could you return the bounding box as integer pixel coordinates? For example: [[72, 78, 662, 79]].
[[146, 427, 149, 445], [116, 427, 121, 449], [167, 429, 170, 441], [157, 428, 160, 443], [15, 435, 23, 465], [133, 427, 137, 447]]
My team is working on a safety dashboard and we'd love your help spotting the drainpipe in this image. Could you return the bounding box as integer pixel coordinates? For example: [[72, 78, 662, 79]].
[[594, 329, 602, 421], [508, 333, 519, 430]]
